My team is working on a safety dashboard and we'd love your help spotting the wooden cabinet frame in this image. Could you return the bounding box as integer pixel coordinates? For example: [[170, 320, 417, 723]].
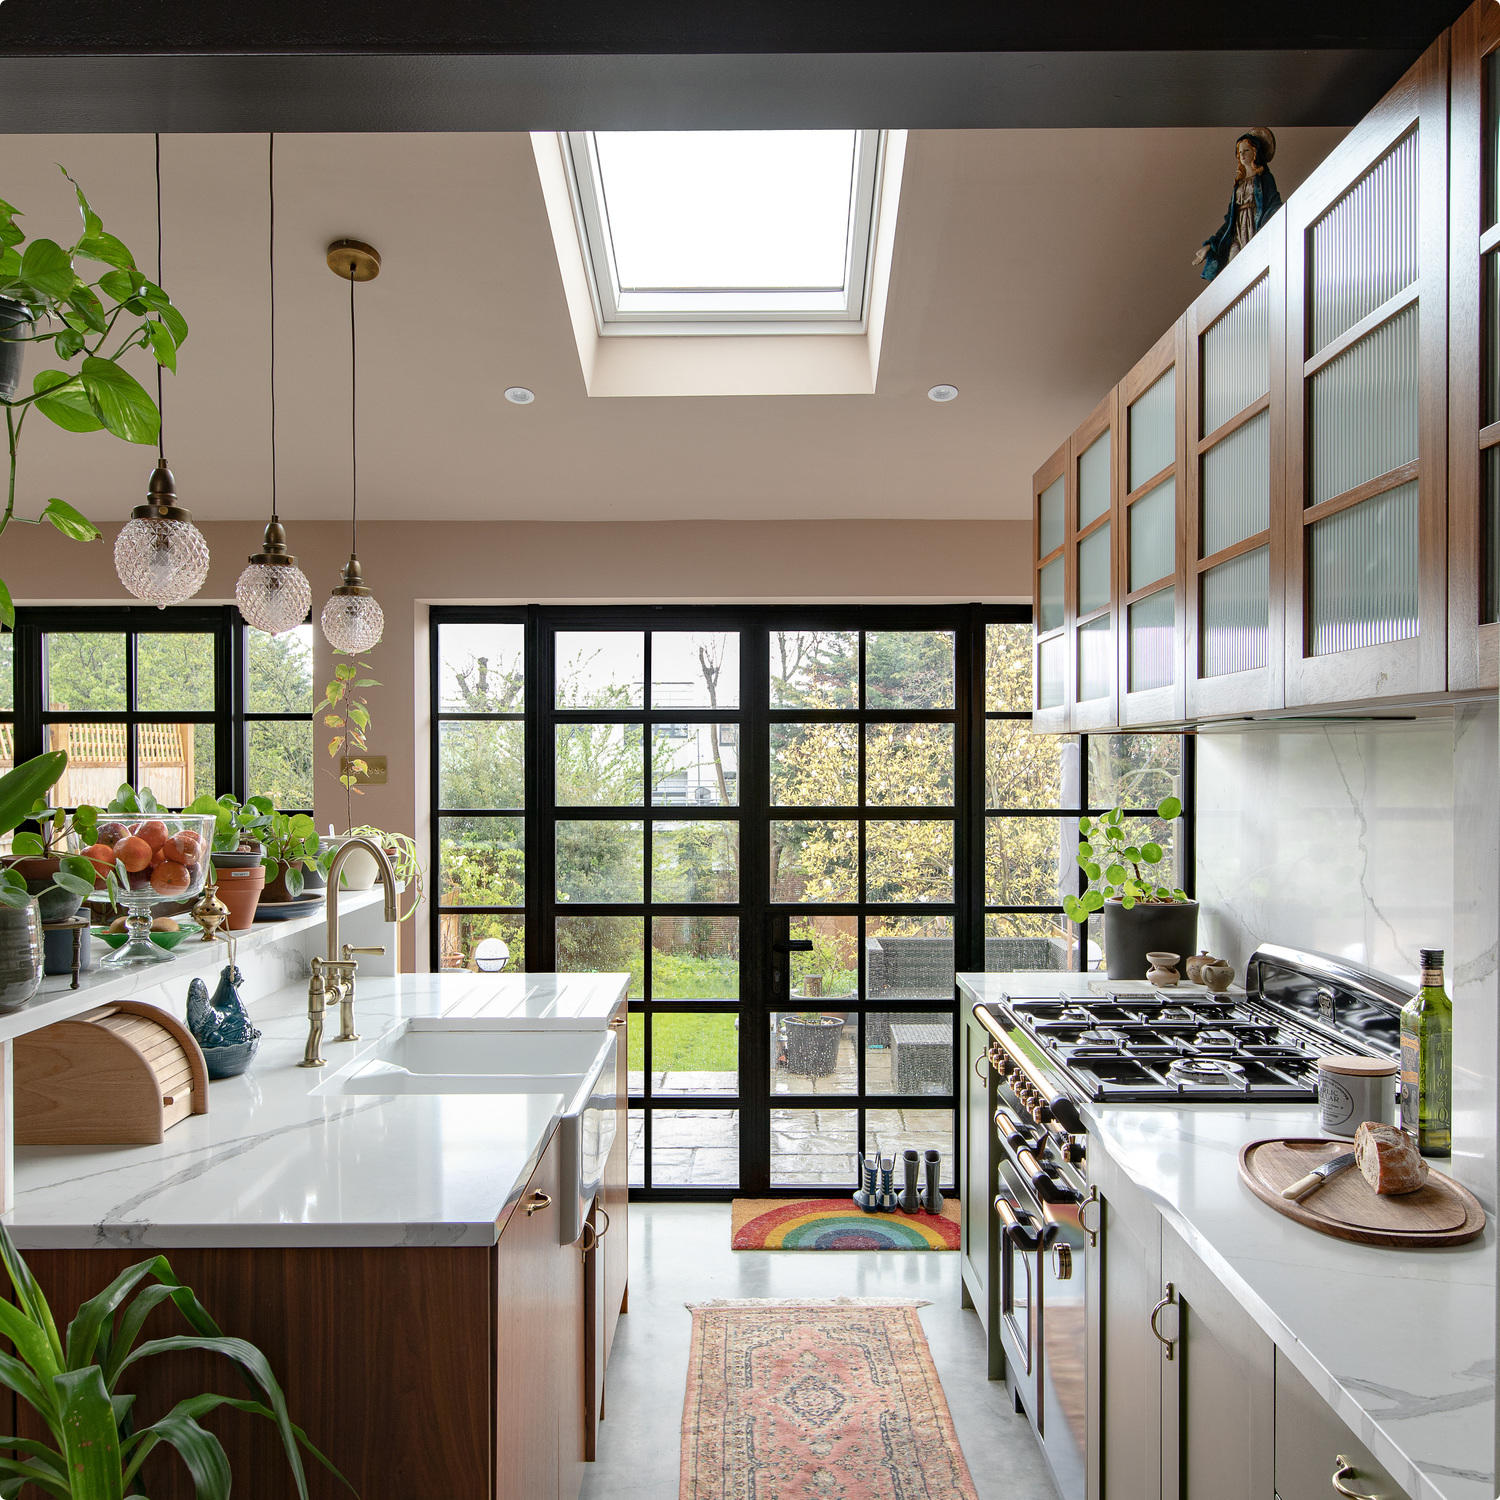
[[1449, 0, 1500, 690], [1283, 36, 1449, 706], [1031, 436, 1073, 732], [1069, 390, 1121, 732], [1117, 320, 1188, 725], [1184, 217, 1288, 718]]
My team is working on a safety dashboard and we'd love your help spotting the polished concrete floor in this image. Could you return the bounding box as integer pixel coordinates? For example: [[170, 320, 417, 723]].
[[580, 1201, 1062, 1500]]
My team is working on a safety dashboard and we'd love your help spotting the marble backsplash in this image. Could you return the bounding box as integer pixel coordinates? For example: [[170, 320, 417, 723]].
[[1196, 706, 1498, 1206]]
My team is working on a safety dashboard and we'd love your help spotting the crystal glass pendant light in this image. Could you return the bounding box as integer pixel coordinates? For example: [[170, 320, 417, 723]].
[[320, 239, 384, 654], [115, 136, 210, 607], [238, 133, 311, 636]]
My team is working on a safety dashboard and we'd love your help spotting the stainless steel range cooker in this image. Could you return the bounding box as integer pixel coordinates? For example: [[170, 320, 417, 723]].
[[965, 945, 1407, 1500]]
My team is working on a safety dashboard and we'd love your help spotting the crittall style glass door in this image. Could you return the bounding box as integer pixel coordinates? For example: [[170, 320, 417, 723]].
[[430, 606, 1190, 1197]]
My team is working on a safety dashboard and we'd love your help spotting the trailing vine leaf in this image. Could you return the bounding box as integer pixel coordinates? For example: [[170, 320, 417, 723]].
[[40, 498, 100, 542], [79, 356, 159, 444]]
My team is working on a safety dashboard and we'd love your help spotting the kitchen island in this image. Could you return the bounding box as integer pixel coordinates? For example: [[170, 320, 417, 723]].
[[959, 971, 1494, 1500], [1, 932, 630, 1500]]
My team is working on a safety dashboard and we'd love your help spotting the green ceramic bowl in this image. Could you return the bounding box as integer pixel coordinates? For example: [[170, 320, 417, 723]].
[[92, 921, 202, 953]]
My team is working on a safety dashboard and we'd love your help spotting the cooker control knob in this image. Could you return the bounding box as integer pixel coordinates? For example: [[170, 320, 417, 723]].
[[1052, 1244, 1073, 1281]]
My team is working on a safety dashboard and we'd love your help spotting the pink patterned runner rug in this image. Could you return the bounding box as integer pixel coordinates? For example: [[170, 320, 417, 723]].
[[680, 1298, 980, 1499]]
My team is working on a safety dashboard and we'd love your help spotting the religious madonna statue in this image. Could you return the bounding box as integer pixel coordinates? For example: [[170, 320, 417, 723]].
[[1192, 128, 1282, 281]]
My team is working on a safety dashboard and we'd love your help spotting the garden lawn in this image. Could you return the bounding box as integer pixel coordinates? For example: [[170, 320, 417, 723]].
[[627, 1011, 738, 1075]]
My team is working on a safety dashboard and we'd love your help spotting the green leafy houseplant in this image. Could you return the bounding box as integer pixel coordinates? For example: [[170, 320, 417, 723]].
[[181, 793, 270, 856], [316, 660, 376, 833], [337, 825, 424, 923], [0, 174, 188, 627], [258, 809, 321, 900], [0, 1218, 344, 1498], [1062, 795, 1186, 923], [0, 753, 100, 917]]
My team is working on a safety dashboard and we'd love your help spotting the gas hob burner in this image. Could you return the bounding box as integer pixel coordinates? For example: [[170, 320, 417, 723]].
[[1166, 1056, 1247, 1086]]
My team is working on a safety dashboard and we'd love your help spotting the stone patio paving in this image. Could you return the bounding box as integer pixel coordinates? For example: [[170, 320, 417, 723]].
[[628, 1031, 955, 1189]]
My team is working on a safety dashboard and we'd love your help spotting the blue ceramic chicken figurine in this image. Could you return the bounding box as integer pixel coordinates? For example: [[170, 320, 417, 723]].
[[187, 965, 261, 1079]]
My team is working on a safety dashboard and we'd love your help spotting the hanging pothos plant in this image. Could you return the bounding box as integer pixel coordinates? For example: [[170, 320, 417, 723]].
[[0, 171, 188, 626]]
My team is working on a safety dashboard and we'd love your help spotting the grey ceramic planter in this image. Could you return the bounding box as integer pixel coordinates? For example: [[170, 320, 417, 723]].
[[0, 296, 31, 402], [1103, 899, 1200, 982], [0, 898, 44, 1013]]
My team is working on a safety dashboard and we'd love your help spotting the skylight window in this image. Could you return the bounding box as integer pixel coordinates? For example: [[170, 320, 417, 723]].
[[563, 129, 886, 332]]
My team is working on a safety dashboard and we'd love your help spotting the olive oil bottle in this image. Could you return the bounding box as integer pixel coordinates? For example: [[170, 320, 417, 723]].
[[1399, 948, 1452, 1157]]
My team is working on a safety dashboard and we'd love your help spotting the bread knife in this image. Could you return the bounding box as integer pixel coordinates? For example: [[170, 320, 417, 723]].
[[1281, 1151, 1357, 1202]]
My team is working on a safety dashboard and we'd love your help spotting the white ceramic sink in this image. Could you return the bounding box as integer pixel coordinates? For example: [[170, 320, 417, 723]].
[[317, 1021, 618, 1245]]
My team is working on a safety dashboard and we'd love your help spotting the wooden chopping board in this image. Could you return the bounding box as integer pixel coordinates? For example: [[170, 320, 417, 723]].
[[1239, 1137, 1485, 1247]]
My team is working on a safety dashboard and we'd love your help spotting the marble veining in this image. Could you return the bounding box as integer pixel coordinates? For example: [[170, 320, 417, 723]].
[[960, 971, 1496, 1500]]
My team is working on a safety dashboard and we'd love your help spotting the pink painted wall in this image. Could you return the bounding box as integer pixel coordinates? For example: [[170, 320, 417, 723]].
[[4, 516, 1028, 966]]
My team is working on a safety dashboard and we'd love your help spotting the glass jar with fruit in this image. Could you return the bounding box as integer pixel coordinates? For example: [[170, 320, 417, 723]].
[[85, 814, 217, 968]]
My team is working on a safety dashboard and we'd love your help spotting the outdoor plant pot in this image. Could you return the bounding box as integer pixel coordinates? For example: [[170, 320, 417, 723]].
[[0, 897, 43, 1013], [212, 864, 265, 931], [1103, 898, 1200, 982], [0, 296, 30, 402], [783, 1015, 844, 1078], [8, 856, 86, 924]]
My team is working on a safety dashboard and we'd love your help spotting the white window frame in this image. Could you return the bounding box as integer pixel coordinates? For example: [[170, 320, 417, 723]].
[[561, 129, 887, 337]]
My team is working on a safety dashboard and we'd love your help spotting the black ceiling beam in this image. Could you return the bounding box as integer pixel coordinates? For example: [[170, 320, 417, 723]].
[[0, 0, 1464, 133]]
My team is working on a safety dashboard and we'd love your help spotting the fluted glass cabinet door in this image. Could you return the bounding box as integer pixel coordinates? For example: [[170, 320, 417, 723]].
[[1038, 476, 1065, 559], [1076, 525, 1111, 617], [1285, 34, 1446, 706], [1127, 370, 1175, 491], [1202, 277, 1270, 436], [1038, 635, 1066, 709], [1128, 479, 1175, 593], [1076, 617, 1112, 702], [1031, 439, 1072, 729], [1450, 1, 1500, 689], [1201, 410, 1271, 557], [1038, 556, 1064, 635], [1077, 433, 1112, 528], [1200, 547, 1270, 679], [1127, 589, 1175, 693]]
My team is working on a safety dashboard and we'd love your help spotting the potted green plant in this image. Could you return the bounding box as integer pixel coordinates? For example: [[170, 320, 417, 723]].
[[0, 1218, 342, 1496], [259, 809, 322, 903], [782, 1011, 845, 1078], [5, 796, 110, 923], [0, 752, 102, 1011], [330, 825, 424, 920], [1062, 794, 1197, 980], [1, 174, 188, 626]]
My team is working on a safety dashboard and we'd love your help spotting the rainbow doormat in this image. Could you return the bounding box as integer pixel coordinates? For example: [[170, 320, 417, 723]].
[[731, 1197, 961, 1250]]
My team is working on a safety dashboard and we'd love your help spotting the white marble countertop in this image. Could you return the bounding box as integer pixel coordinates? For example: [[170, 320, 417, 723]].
[[4, 971, 628, 1250], [959, 972, 1496, 1500]]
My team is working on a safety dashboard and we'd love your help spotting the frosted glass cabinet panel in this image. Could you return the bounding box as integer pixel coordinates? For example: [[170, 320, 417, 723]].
[[1077, 525, 1112, 616], [1129, 479, 1176, 591], [1038, 476, 1065, 558], [1077, 433, 1112, 527], [1127, 589, 1175, 692], [1201, 410, 1271, 556], [1038, 557, 1064, 634], [1127, 370, 1176, 489], [1308, 302, 1419, 506], [1201, 547, 1270, 678], [1487, 48, 1500, 230], [1076, 617, 1112, 702], [1202, 276, 1269, 436], [1308, 128, 1419, 353], [1308, 483, 1420, 656], [1486, 252, 1500, 427], [1038, 635, 1066, 709], [1485, 446, 1500, 626]]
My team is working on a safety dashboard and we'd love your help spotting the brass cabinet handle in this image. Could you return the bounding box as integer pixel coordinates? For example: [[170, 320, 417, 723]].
[[595, 1206, 612, 1240], [579, 1220, 598, 1254], [1332, 1457, 1385, 1500], [1149, 1281, 1177, 1360], [1077, 1185, 1101, 1248], [609, 1015, 627, 1029], [524, 1191, 552, 1217]]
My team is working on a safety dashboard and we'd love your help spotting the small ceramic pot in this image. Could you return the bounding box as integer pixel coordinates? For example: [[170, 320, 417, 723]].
[[1184, 951, 1216, 985], [1202, 959, 1236, 993], [0, 898, 43, 1013], [262, 864, 305, 904], [1146, 950, 1180, 986], [212, 865, 265, 931]]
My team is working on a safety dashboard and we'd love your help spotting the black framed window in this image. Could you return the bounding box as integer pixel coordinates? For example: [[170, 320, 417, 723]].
[[431, 604, 1192, 1199], [7, 607, 314, 812]]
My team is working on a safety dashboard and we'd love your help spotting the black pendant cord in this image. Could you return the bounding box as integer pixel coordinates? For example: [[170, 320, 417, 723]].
[[349, 259, 358, 557], [154, 132, 165, 463], [268, 131, 279, 527]]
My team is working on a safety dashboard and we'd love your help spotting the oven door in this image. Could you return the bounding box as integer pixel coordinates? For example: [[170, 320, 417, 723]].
[[1039, 1193, 1088, 1500], [995, 1155, 1044, 1421]]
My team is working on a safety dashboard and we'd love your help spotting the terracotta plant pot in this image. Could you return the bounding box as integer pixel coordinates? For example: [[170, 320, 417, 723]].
[[212, 864, 266, 931], [262, 865, 303, 904]]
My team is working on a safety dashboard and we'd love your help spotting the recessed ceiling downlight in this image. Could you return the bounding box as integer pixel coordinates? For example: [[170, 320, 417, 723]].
[[927, 384, 959, 403], [505, 387, 536, 405]]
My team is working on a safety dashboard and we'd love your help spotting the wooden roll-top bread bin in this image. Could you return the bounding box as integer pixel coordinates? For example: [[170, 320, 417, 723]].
[[14, 1000, 208, 1145]]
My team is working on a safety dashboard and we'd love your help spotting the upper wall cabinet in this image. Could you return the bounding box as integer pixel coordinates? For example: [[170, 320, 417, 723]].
[[1118, 322, 1187, 726], [1282, 36, 1449, 707], [1449, 0, 1500, 691], [1033, 437, 1072, 731], [1070, 392, 1120, 732], [1185, 222, 1287, 719]]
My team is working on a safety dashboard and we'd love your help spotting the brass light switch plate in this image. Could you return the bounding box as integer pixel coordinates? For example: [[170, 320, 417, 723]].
[[341, 753, 388, 785]]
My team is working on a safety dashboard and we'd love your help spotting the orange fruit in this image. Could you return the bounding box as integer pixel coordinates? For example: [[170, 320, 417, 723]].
[[79, 843, 116, 878], [163, 831, 203, 864], [136, 820, 169, 852], [150, 860, 191, 895], [113, 836, 152, 874]]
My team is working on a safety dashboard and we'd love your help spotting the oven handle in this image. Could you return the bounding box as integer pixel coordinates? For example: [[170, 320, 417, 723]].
[[994, 1194, 1044, 1252], [972, 1004, 1086, 1134]]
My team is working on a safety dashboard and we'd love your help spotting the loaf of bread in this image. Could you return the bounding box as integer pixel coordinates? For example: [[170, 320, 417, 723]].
[[1353, 1121, 1429, 1195]]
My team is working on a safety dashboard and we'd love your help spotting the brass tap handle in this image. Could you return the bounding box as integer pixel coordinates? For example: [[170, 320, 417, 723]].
[[1331, 1458, 1385, 1500], [332, 970, 360, 1044], [300, 963, 329, 1068], [341, 944, 385, 961]]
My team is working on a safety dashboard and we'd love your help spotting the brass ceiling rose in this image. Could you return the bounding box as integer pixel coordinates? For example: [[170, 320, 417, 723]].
[[326, 238, 381, 282]]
